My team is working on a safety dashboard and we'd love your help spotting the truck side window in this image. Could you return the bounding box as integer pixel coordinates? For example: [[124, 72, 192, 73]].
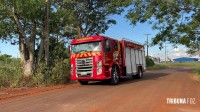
[[104, 40, 111, 52], [114, 42, 118, 51]]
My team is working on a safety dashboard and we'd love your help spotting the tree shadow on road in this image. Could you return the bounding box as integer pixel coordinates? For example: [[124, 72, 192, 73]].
[[118, 72, 170, 85], [87, 72, 170, 86]]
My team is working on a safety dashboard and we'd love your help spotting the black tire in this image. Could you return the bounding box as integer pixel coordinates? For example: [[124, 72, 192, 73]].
[[110, 66, 119, 85], [136, 68, 143, 79], [79, 80, 88, 85]]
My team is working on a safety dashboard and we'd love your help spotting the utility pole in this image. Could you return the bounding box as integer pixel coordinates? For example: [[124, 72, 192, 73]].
[[45, 0, 49, 66], [165, 45, 168, 63], [144, 34, 151, 57]]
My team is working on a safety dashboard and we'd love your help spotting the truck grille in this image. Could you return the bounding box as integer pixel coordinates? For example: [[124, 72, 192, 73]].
[[76, 57, 93, 77]]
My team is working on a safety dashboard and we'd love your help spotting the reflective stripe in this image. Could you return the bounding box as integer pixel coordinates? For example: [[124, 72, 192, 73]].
[[97, 52, 101, 56], [87, 53, 92, 56], [79, 54, 83, 57], [71, 52, 101, 58], [92, 52, 96, 56], [76, 54, 80, 58]]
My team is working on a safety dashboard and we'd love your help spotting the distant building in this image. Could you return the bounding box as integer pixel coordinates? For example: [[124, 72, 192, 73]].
[[173, 57, 199, 62]]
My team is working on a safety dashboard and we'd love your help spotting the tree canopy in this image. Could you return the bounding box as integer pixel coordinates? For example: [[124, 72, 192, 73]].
[[54, 0, 127, 38], [0, 0, 127, 76], [126, 0, 200, 55]]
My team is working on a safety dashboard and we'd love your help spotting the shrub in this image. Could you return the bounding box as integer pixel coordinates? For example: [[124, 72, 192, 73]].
[[146, 57, 155, 67], [24, 59, 71, 87], [0, 58, 22, 87]]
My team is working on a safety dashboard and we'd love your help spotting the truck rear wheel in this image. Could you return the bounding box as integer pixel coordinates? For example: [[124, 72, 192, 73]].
[[136, 68, 143, 79], [79, 80, 88, 85], [110, 66, 119, 85]]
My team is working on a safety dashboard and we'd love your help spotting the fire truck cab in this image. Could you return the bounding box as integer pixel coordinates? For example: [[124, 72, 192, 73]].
[[70, 35, 146, 85]]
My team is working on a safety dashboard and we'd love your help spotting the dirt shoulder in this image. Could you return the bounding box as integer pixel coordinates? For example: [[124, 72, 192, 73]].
[[0, 83, 79, 102]]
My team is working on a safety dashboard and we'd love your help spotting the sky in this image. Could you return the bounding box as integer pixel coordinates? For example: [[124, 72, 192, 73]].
[[102, 12, 198, 60], [0, 10, 198, 60]]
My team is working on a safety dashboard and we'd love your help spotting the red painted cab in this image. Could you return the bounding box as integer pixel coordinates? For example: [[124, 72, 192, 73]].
[[70, 35, 145, 85]]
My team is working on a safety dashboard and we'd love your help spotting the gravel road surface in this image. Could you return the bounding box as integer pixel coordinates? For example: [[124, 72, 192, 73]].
[[0, 67, 200, 112]]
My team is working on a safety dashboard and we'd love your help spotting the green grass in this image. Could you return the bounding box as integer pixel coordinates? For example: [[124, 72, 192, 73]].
[[147, 62, 200, 79], [148, 62, 200, 69], [162, 62, 200, 68], [0, 58, 70, 88], [0, 58, 23, 87], [147, 64, 168, 70]]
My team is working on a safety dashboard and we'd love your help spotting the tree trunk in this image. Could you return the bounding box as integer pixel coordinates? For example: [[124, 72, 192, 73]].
[[13, 5, 35, 77], [77, 20, 83, 38], [77, 25, 81, 39], [37, 38, 44, 64], [19, 37, 34, 77], [45, 0, 50, 66], [23, 59, 34, 77]]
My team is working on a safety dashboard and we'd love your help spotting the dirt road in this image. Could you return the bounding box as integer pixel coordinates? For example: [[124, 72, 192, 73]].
[[0, 67, 200, 112]]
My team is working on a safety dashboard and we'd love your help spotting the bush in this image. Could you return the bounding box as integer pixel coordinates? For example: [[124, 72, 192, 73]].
[[0, 40, 71, 87], [0, 58, 23, 87], [23, 59, 71, 87], [51, 59, 70, 84], [146, 57, 155, 67]]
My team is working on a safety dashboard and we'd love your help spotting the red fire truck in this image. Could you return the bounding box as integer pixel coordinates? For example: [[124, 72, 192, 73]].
[[70, 35, 146, 85]]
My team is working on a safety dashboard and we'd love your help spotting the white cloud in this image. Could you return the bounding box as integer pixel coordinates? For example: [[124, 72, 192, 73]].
[[172, 48, 189, 58], [149, 45, 200, 61], [173, 48, 179, 52]]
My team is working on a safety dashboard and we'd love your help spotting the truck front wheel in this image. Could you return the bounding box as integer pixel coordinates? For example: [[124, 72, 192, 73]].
[[79, 80, 88, 85], [110, 66, 119, 85]]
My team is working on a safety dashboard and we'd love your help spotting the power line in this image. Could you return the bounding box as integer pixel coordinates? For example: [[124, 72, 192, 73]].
[[144, 34, 151, 57]]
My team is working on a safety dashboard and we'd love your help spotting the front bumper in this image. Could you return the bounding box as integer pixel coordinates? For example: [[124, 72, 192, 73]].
[[70, 67, 108, 80]]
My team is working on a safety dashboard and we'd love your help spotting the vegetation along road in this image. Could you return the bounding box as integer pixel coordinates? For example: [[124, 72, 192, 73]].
[[0, 67, 200, 112]]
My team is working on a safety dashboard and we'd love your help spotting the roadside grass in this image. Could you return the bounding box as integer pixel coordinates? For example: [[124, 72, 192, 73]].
[[146, 64, 168, 70], [147, 62, 200, 80], [192, 68, 200, 80], [0, 58, 23, 87], [0, 57, 70, 88]]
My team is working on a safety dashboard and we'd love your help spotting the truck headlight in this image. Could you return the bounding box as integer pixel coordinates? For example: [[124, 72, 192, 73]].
[[97, 61, 102, 75], [97, 61, 102, 67], [97, 67, 102, 75], [71, 64, 73, 68]]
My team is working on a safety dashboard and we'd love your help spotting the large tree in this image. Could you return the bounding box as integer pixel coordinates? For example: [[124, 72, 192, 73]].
[[0, 0, 45, 76], [0, 0, 74, 76], [0, 0, 127, 76], [56, 0, 127, 38], [126, 0, 200, 55]]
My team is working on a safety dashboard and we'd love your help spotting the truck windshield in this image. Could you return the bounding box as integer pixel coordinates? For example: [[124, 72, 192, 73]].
[[71, 42, 101, 54]]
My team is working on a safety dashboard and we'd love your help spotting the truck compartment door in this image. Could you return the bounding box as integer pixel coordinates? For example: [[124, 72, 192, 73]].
[[139, 50, 142, 64], [131, 49, 136, 73], [142, 51, 146, 70], [125, 48, 132, 74], [135, 50, 139, 64]]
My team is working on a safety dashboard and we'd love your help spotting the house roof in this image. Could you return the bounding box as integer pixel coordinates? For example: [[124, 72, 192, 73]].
[[173, 57, 199, 62]]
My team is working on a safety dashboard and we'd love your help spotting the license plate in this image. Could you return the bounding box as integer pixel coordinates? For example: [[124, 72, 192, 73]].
[[81, 72, 87, 75]]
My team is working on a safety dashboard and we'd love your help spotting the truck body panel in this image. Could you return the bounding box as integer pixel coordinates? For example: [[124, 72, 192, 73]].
[[120, 39, 146, 76], [70, 35, 146, 83]]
